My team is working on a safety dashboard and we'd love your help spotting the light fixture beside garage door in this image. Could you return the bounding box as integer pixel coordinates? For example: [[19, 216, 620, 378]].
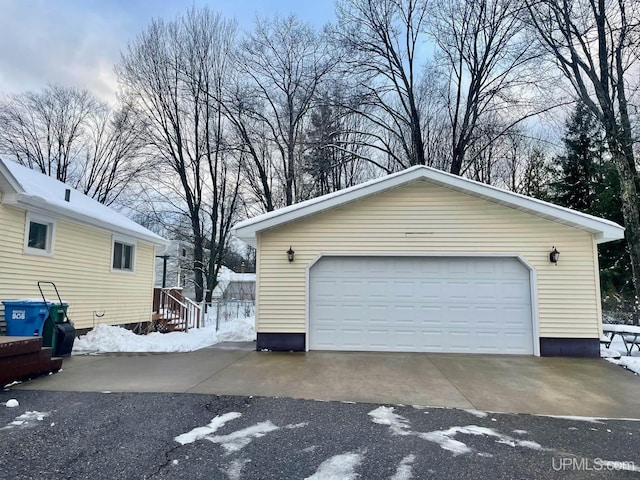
[[549, 247, 560, 264], [287, 246, 295, 262]]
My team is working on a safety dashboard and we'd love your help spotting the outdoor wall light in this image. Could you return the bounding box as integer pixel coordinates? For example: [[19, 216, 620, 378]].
[[549, 247, 560, 265], [287, 246, 295, 263]]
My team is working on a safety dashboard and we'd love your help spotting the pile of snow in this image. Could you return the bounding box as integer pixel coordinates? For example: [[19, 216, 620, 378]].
[[72, 316, 255, 354], [4, 399, 19, 408], [607, 356, 640, 375], [600, 346, 621, 359], [602, 333, 640, 375]]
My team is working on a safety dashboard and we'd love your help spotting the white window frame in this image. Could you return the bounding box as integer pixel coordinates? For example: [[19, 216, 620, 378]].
[[111, 236, 137, 273], [23, 212, 56, 257]]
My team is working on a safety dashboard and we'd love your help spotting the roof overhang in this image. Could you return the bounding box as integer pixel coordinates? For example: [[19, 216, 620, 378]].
[[0, 159, 168, 247], [0, 158, 22, 197], [13, 192, 168, 247], [232, 165, 625, 247]]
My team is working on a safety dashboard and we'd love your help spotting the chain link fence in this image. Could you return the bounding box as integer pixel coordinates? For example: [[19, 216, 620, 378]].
[[202, 300, 255, 330]]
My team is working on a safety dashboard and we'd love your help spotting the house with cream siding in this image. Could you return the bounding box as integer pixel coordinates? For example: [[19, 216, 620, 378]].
[[0, 159, 168, 332], [232, 166, 625, 358]]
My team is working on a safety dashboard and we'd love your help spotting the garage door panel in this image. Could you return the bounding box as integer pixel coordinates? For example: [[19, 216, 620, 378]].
[[447, 261, 470, 274], [418, 280, 443, 299], [366, 281, 391, 299], [475, 261, 497, 274], [474, 282, 498, 300], [419, 261, 443, 274], [309, 256, 533, 354], [418, 332, 446, 350]]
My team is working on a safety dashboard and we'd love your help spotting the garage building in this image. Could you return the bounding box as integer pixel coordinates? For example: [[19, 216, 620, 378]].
[[232, 166, 624, 357]]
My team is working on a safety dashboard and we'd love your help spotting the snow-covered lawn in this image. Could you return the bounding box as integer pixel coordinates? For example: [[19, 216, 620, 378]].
[[602, 333, 640, 375], [72, 316, 256, 354]]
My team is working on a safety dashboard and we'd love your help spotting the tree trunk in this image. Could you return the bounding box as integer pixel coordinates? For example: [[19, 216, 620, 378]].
[[192, 229, 205, 303], [611, 151, 640, 324]]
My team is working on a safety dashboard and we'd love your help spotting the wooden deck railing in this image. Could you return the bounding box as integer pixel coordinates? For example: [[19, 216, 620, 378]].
[[153, 288, 202, 331]]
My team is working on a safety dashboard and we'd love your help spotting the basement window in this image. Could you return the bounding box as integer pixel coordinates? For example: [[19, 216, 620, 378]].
[[112, 238, 136, 272], [24, 213, 55, 256]]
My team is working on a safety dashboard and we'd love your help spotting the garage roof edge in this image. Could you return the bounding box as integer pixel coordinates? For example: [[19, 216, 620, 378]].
[[232, 165, 625, 246]]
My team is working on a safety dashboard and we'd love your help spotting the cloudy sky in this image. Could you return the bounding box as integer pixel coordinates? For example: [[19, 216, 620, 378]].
[[0, 0, 336, 103]]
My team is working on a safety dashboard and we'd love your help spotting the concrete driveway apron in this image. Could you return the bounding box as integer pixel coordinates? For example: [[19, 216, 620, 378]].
[[14, 342, 640, 418]]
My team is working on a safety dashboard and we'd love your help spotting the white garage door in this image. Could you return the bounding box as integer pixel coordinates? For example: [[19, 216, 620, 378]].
[[309, 256, 533, 354]]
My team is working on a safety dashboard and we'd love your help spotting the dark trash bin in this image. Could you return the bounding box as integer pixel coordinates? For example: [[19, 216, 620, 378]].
[[42, 302, 75, 357], [2, 300, 50, 336]]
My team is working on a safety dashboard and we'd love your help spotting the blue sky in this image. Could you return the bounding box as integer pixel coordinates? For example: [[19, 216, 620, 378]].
[[0, 0, 336, 102]]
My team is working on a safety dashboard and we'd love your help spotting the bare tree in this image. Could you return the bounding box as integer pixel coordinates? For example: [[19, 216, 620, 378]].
[[334, 0, 430, 170], [525, 0, 640, 315], [429, 0, 539, 175], [79, 99, 148, 205], [232, 15, 335, 208], [223, 80, 279, 212], [302, 89, 375, 197], [0, 85, 94, 183], [117, 7, 242, 301], [0, 85, 145, 204]]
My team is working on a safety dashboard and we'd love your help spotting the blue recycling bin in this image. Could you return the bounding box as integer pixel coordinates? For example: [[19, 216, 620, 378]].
[[2, 300, 50, 336]]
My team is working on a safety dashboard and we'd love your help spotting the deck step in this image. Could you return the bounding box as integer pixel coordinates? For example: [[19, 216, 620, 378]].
[[0, 336, 42, 358], [0, 336, 64, 386]]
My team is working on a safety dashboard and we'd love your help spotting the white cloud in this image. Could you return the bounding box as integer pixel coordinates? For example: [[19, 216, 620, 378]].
[[0, 0, 335, 103], [0, 1, 127, 102]]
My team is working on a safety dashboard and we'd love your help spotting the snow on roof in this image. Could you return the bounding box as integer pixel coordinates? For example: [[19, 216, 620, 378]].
[[228, 273, 256, 282], [232, 165, 625, 246], [0, 159, 167, 246], [210, 266, 255, 298]]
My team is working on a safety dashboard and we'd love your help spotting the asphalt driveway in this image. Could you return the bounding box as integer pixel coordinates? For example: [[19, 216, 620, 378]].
[[12, 342, 640, 418], [2, 391, 640, 479]]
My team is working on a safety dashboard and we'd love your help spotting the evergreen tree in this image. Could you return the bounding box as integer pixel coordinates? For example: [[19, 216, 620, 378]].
[[520, 148, 555, 202], [304, 102, 338, 197], [553, 102, 602, 210], [552, 102, 632, 309]]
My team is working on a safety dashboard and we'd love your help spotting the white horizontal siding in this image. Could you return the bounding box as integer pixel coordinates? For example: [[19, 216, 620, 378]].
[[256, 180, 601, 338]]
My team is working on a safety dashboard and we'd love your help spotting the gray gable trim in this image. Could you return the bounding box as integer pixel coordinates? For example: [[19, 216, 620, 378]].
[[232, 165, 625, 247]]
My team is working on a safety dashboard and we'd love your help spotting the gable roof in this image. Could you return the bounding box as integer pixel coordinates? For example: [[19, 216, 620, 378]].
[[0, 158, 167, 246], [232, 165, 625, 247]]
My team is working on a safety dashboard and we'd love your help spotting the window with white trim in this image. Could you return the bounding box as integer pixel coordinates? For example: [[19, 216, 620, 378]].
[[24, 213, 55, 256], [112, 240, 135, 272]]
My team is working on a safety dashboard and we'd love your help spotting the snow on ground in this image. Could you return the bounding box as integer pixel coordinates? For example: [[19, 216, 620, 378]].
[[224, 458, 251, 480], [4, 399, 19, 408], [2, 411, 50, 430], [537, 415, 604, 424], [368, 406, 411, 435], [175, 412, 242, 445], [207, 421, 280, 454], [603, 334, 640, 375], [175, 411, 307, 456], [608, 356, 640, 375], [368, 406, 544, 456], [464, 409, 488, 418], [304, 452, 364, 480], [72, 316, 256, 354], [390, 454, 415, 480]]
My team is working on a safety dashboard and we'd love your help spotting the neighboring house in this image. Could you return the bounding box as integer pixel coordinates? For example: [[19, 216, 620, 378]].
[[223, 275, 256, 301], [155, 240, 197, 300], [0, 159, 168, 332], [232, 165, 624, 358], [211, 266, 256, 301]]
